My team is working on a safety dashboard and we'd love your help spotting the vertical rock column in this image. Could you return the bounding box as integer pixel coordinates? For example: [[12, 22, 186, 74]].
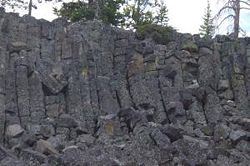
[[63, 34, 91, 135], [28, 71, 45, 124], [15, 50, 30, 127], [198, 46, 223, 125], [0, 47, 6, 143], [4, 51, 21, 146], [5, 52, 19, 126], [113, 30, 133, 109], [231, 42, 248, 114], [244, 43, 250, 115]]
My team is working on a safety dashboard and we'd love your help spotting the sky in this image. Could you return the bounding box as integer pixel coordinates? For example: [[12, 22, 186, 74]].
[[5, 0, 250, 36]]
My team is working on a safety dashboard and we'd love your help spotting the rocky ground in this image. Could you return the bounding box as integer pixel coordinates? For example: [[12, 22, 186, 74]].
[[0, 8, 249, 165]]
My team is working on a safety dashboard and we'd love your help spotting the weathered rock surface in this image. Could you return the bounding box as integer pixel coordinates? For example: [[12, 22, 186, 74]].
[[0, 9, 249, 165]]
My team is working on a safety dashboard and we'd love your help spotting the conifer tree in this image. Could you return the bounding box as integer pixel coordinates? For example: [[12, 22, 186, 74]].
[[199, 0, 214, 39]]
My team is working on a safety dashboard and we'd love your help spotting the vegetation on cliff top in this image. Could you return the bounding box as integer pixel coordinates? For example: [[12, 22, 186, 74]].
[[2, 0, 250, 39]]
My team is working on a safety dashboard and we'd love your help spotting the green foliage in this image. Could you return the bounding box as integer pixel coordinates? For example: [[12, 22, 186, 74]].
[[134, 1, 171, 44], [100, 0, 125, 25], [181, 41, 199, 53], [122, 0, 153, 28], [54, 1, 95, 22], [54, 0, 169, 30], [54, 0, 125, 26], [136, 24, 174, 44], [154, 1, 169, 26], [122, 0, 169, 29], [199, 0, 214, 39]]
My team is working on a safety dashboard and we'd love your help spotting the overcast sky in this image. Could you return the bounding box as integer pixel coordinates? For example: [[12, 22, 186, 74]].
[[8, 0, 250, 36]]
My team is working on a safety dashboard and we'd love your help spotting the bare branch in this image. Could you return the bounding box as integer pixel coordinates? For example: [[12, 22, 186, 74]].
[[240, 0, 250, 7], [240, 7, 250, 9], [217, 14, 234, 27], [239, 26, 246, 36], [215, 5, 234, 18]]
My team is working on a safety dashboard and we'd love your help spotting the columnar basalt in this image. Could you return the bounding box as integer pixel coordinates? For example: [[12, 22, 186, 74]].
[[0, 9, 249, 165]]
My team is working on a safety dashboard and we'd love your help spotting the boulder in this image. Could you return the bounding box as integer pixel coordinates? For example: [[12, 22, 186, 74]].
[[55, 114, 79, 128], [35, 139, 59, 155], [6, 124, 24, 138], [160, 125, 183, 142], [213, 124, 230, 142], [229, 130, 247, 143]]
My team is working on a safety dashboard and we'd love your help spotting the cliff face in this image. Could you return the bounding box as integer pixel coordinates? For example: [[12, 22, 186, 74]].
[[0, 9, 249, 165]]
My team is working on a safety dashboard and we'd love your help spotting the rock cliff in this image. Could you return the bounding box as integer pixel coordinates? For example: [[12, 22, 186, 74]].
[[0, 9, 249, 165]]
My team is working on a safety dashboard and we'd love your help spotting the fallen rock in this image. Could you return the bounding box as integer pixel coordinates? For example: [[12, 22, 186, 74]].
[[77, 134, 95, 146], [183, 135, 209, 149], [6, 124, 24, 138], [0, 157, 26, 166], [56, 114, 78, 128], [35, 139, 59, 155], [218, 80, 230, 91], [19, 149, 46, 165], [233, 118, 250, 131], [229, 130, 247, 143], [213, 124, 230, 142], [150, 128, 170, 147], [61, 146, 86, 165], [160, 125, 183, 142], [37, 61, 68, 94], [47, 135, 67, 150], [0, 145, 24, 165]]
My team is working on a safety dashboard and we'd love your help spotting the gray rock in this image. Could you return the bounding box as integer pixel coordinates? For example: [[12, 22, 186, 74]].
[[6, 124, 24, 138], [218, 80, 230, 91], [135, 39, 154, 55], [47, 135, 67, 150], [27, 124, 55, 138], [160, 125, 183, 142], [229, 130, 247, 143], [0, 145, 25, 165], [236, 140, 250, 153], [77, 134, 95, 146], [8, 42, 30, 53], [213, 124, 230, 142], [56, 114, 79, 128], [183, 135, 209, 149], [61, 146, 86, 165], [35, 139, 59, 155], [150, 128, 170, 147], [219, 89, 234, 100], [1, 9, 250, 165], [173, 136, 209, 165], [19, 149, 46, 166], [0, 157, 26, 166]]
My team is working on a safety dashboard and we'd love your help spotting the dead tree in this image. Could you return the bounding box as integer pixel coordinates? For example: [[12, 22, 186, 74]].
[[216, 0, 250, 39]]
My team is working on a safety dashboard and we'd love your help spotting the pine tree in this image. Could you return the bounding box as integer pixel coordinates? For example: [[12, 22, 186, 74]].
[[199, 0, 214, 39], [54, 0, 125, 26], [154, 1, 169, 26]]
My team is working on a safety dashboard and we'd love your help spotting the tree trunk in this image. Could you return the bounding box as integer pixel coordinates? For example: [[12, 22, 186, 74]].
[[28, 0, 32, 16], [134, 0, 141, 25], [234, 0, 240, 39]]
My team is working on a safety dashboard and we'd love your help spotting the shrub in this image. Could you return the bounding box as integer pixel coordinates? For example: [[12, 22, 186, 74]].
[[136, 24, 175, 45], [181, 41, 199, 53]]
